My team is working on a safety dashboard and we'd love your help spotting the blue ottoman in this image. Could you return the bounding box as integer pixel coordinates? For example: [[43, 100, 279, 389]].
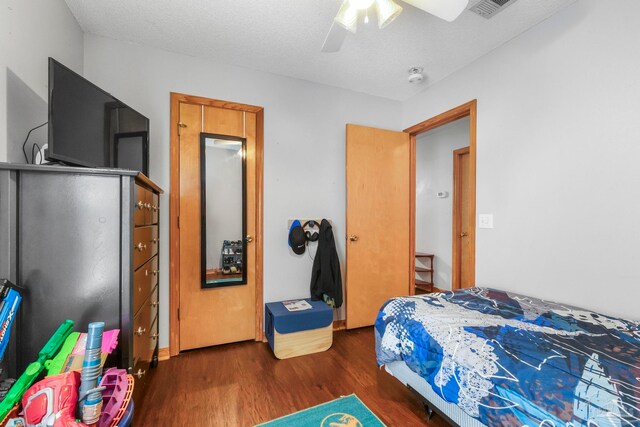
[[265, 299, 333, 359]]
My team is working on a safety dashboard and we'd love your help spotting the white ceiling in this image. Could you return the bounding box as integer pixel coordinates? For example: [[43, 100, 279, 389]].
[[64, 0, 577, 101]]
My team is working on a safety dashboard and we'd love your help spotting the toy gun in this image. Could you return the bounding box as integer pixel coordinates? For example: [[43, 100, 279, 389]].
[[0, 320, 74, 421], [0, 279, 23, 362]]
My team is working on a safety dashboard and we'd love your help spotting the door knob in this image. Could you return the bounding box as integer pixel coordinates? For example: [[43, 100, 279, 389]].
[[348, 235, 359, 242], [245, 235, 254, 243], [460, 232, 468, 238]]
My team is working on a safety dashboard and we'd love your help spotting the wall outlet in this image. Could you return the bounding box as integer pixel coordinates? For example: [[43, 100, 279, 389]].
[[479, 214, 494, 229]]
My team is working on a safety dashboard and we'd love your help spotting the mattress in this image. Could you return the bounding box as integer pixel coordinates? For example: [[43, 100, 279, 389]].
[[375, 288, 640, 426]]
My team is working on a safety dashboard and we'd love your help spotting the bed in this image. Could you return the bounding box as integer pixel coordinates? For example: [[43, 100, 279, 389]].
[[375, 288, 640, 426]]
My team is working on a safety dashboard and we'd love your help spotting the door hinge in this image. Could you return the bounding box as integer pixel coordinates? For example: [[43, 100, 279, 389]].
[[177, 216, 180, 228], [177, 307, 180, 321], [177, 121, 187, 136]]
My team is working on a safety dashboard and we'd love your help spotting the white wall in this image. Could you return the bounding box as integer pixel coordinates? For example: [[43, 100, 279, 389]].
[[0, 0, 84, 162], [403, 0, 640, 321], [83, 34, 402, 347], [415, 118, 469, 290]]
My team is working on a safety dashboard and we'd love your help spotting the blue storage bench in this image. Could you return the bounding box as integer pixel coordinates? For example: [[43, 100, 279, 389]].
[[265, 299, 333, 359]]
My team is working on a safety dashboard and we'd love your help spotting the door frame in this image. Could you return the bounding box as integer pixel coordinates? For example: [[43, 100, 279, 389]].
[[453, 146, 470, 290], [404, 100, 477, 293], [169, 92, 264, 356]]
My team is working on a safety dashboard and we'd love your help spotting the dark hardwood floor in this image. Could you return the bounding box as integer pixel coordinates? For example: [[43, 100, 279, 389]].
[[137, 328, 450, 426]]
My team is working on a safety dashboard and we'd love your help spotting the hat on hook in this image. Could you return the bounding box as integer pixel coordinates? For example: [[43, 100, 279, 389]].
[[288, 220, 306, 255]]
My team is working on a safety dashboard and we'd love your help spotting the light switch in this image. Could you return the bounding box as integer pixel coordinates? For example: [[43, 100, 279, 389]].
[[479, 214, 494, 229]]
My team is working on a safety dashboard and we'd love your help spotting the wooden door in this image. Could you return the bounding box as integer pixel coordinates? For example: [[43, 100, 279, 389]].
[[178, 103, 257, 350], [453, 147, 473, 289], [346, 124, 411, 329]]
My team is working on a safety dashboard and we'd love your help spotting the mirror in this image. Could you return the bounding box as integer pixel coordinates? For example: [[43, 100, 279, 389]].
[[200, 133, 247, 288]]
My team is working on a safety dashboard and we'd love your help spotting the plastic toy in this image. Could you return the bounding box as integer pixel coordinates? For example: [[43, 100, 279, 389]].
[[45, 332, 80, 376], [97, 369, 134, 427], [21, 371, 88, 427], [0, 320, 74, 421], [0, 279, 23, 361], [77, 322, 104, 425]]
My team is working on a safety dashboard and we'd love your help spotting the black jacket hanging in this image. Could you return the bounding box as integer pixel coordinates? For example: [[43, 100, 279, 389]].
[[310, 219, 343, 308]]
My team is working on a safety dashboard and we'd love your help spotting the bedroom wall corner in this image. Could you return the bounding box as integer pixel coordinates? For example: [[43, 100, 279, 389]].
[[401, 0, 640, 321], [0, 0, 84, 163]]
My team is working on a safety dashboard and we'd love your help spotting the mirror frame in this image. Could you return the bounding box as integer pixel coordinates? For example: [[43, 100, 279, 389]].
[[200, 132, 247, 288]]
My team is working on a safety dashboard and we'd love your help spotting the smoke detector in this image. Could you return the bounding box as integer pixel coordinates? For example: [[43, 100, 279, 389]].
[[408, 67, 424, 84]]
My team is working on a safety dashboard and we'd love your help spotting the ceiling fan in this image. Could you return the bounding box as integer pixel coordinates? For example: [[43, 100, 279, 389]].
[[322, 0, 469, 52]]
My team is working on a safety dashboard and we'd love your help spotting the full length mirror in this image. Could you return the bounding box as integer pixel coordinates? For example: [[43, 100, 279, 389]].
[[201, 133, 247, 288]]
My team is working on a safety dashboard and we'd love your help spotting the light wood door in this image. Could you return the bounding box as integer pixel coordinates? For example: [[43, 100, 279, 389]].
[[346, 124, 411, 329], [453, 147, 473, 289], [178, 103, 257, 351]]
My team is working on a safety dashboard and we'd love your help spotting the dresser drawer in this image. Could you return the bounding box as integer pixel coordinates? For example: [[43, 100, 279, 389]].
[[132, 286, 158, 365], [133, 226, 158, 269], [133, 255, 158, 316], [151, 192, 159, 225], [134, 185, 151, 226]]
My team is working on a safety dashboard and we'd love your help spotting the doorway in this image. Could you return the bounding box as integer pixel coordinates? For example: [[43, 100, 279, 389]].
[[169, 93, 264, 356], [405, 100, 477, 293]]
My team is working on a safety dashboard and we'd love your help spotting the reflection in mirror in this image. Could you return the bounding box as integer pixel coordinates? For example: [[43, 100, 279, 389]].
[[201, 133, 246, 288]]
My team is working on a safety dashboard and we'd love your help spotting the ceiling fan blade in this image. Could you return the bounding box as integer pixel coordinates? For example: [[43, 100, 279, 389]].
[[321, 21, 348, 53], [402, 0, 469, 22]]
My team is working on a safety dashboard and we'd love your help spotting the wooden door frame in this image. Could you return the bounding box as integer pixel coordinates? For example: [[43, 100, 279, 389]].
[[452, 146, 470, 290], [404, 100, 477, 294], [169, 92, 264, 357]]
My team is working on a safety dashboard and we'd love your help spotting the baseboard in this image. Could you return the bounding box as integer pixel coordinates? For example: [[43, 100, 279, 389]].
[[163, 321, 346, 358], [158, 347, 171, 361]]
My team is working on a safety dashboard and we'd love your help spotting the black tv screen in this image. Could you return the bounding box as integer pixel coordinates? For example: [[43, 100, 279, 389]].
[[47, 58, 149, 174]]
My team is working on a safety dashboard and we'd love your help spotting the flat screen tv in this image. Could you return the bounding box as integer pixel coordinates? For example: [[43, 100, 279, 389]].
[[47, 58, 149, 174]]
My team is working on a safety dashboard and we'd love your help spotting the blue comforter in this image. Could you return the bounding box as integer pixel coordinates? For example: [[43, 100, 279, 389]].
[[375, 288, 640, 426]]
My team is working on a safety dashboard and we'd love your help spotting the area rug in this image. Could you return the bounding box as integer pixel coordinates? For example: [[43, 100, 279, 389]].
[[256, 394, 386, 427]]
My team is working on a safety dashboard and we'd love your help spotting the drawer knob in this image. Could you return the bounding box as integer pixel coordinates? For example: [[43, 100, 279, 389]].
[[152, 205, 159, 212], [152, 238, 160, 244], [145, 203, 152, 210], [150, 333, 159, 340], [135, 326, 146, 336], [151, 300, 159, 308], [134, 369, 146, 379], [136, 201, 145, 210], [152, 270, 158, 276], [136, 242, 147, 252]]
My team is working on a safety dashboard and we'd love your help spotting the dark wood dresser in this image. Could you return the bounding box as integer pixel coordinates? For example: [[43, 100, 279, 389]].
[[0, 163, 162, 405]]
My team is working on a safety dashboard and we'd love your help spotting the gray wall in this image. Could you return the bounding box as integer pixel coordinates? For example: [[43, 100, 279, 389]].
[[0, 0, 84, 162], [83, 34, 403, 347], [403, 0, 640, 321], [415, 118, 469, 290]]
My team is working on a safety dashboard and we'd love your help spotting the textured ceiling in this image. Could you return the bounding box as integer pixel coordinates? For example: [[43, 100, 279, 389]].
[[64, 0, 577, 101]]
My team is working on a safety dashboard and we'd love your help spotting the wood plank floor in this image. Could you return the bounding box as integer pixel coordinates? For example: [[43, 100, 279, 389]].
[[137, 327, 450, 426]]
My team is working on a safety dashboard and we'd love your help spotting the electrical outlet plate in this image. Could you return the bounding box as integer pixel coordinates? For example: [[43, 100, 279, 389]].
[[479, 214, 494, 229]]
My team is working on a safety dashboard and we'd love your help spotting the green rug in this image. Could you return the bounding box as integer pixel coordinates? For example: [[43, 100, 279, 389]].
[[256, 394, 386, 427]]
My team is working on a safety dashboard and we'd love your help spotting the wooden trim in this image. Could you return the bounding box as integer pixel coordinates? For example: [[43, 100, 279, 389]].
[[158, 347, 170, 361], [452, 147, 470, 290], [409, 134, 416, 296], [469, 103, 477, 291], [169, 93, 265, 356], [403, 100, 477, 135], [170, 92, 263, 113], [406, 100, 477, 292], [169, 94, 181, 357], [333, 320, 346, 331], [254, 109, 265, 342]]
